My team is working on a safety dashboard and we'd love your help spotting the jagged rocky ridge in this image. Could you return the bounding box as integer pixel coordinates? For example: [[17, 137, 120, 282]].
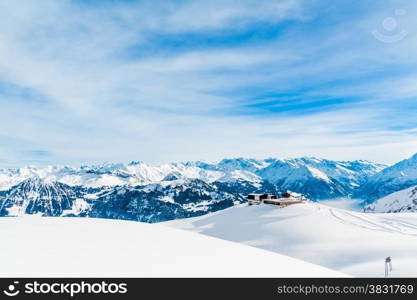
[[0, 177, 280, 222], [359, 153, 417, 213], [0, 157, 385, 196], [356, 153, 417, 203], [364, 185, 417, 213], [6, 154, 417, 218]]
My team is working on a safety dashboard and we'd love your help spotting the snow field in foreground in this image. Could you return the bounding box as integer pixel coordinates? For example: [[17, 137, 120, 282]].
[[168, 202, 417, 277], [0, 216, 344, 277]]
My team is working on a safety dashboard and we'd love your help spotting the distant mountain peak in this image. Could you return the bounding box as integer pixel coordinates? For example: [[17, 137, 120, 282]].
[[364, 185, 417, 213], [356, 153, 417, 202], [0, 177, 81, 217], [3, 155, 414, 220], [0, 156, 388, 201], [128, 161, 143, 166]]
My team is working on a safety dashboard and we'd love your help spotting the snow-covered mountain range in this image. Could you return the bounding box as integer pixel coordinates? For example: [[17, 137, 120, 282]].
[[2, 154, 417, 218], [352, 153, 417, 213], [0, 157, 385, 193], [0, 176, 280, 222], [356, 153, 417, 203]]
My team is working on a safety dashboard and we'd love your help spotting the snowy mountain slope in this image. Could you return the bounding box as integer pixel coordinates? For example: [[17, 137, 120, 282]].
[[167, 202, 417, 277], [0, 217, 345, 277], [0, 157, 386, 202], [102, 178, 278, 222], [258, 162, 346, 199], [0, 177, 84, 217], [356, 153, 417, 203], [0, 165, 57, 191], [0, 177, 278, 222], [0, 162, 223, 190], [256, 158, 385, 200], [201, 158, 269, 173], [87, 179, 244, 222], [364, 186, 417, 213]]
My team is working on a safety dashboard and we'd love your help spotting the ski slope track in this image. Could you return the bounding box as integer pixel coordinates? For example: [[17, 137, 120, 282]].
[[168, 202, 417, 277]]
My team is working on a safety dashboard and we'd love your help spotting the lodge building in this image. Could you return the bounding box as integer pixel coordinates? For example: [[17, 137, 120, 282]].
[[247, 192, 304, 207]]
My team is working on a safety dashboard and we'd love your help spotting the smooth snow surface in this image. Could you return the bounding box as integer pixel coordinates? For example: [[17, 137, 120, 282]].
[[168, 203, 417, 277], [320, 198, 363, 211], [0, 216, 344, 277]]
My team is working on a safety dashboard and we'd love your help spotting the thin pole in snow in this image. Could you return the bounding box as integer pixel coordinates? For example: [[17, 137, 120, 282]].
[[385, 257, 392, 277]]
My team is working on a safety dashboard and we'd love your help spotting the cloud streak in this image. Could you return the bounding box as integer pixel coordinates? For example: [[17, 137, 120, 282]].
[[0, 0, 416, 167]]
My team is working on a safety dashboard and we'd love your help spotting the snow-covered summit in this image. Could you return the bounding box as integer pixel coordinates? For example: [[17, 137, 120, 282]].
[[0, 177, 82, 217], [0, 174, 279, 222], [0, 157, 386, 201], [256, 157, 385, 199], [356, 153, 417, 202], [364, 186, 417, 213]]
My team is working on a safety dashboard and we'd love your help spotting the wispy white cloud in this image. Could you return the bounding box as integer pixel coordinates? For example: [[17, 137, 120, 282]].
[[0, 0, 416, 167]]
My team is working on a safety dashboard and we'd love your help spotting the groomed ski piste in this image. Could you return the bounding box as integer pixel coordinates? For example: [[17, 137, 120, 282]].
[[0, 216, 344, 277], [168, 202, 417, 277]]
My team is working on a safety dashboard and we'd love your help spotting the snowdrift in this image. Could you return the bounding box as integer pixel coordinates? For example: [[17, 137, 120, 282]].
[[168, 202, 417, 277], [0, 216, 344, 277]]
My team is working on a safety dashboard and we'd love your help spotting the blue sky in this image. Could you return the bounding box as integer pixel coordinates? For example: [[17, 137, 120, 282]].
[[0, 0, 417, 167]]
